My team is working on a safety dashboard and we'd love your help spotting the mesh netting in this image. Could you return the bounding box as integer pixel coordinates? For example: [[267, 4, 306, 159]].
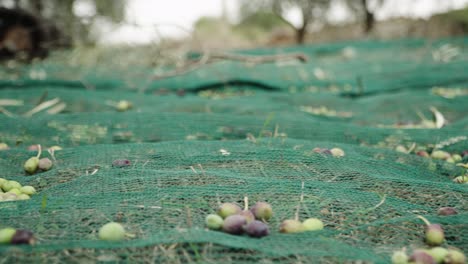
[[0, 37, 467, 263]]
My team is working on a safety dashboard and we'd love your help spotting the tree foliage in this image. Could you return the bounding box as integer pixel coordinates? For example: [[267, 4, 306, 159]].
[[0, 0, 126, 45], [239, 0, 331, 44], [341, 0, 385, 33]]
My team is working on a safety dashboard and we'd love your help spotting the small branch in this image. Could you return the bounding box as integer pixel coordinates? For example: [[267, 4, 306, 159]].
[[36, 145, 42, 158], [416, 215, 431, 226], [47, 102, 67, 114], [186, 206, 193, 228], [152, 52, 309, 80], [197, 164, 206, 177], [294, 205, 300, 221], [0, 106, 15, 117], [35, 91, 48, 106], [407, 143, 417, 154], [209, 52, 308, 64], [295, 181, 305, 221], [47, 148, 56, 162], [23, 98, 60, 117], [370, 194, 386, 211], [152, 53, 210, 80]]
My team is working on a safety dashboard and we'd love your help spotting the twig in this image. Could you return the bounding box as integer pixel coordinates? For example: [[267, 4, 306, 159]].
[[273, 124, 279, 138], [23, 98, 60, 117], [407, 142, 417, 154], [185, 206, 192, 228], [416, 215, 431, 226], [47, 102, 66, 114], [0, 106, 15, 117], [216, 193, 222, 207], [295, 181, 305, 221], [35, 90, 48, 106], [369, 194, 386, 211], [47, 148, 57, 162], [197, 164, 206, 177], [210, 52, 308, 63], [36, 145, 42, 159], [152, 52, 309, 80], [152, 53, 210, 80]]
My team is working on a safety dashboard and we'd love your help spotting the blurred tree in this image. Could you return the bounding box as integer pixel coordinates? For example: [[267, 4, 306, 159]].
[[342, 0, 385, 34], [1, 0, 126, 45], [239, 0, 331, 44], [237, 11, 288, 32]]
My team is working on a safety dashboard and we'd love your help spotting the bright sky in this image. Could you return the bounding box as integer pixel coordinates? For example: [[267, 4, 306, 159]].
[[99, 0, 468, 44]]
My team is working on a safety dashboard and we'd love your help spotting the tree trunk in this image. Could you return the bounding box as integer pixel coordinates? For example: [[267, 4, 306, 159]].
[[362, 0, 375, 34], [296, 9, 310, 44], [295, 25, 307, 44], [31, 0, 43, 17]]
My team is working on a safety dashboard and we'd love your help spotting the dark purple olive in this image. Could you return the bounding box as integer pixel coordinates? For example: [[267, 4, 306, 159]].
[[176, 89, 186, 97], [244, 220, 269, 238], [409, 250, 436, 264], [321, 149, 332, 155], [222, 215, 246, 235], [437, 207, 458, 216], [416, 151, 430, 157], [112, 159, 131, 168], [312, 147, 322, 153], [462, 150, 468, 158], [11, 230, 35, 245]]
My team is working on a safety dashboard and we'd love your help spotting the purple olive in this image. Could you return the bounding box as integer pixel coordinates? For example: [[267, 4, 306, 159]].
[[38, 158, 53, 171], [222, 215, 246, 235], [437, 207, 458, 216], [11, 230, 35, 245], [112, 159, 131, 168], [244, 220, 269, 238], [416, 151, 430, 158], [462, 150, 468, 158], [312, 148, 322, 153], [409, 250, 436, 264]]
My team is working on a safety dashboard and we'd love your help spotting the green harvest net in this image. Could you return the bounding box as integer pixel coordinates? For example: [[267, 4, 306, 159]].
[[0, 37, 467, 263]]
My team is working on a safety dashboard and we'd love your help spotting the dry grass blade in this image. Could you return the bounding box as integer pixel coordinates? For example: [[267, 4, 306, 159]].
[[0, 99, 23, 106], [23, 98, 61, 117], [430, 106, 445, 128], [47, 102, 67, 114], [209, 52, 309, 63], [0, 106, 15, 117]]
